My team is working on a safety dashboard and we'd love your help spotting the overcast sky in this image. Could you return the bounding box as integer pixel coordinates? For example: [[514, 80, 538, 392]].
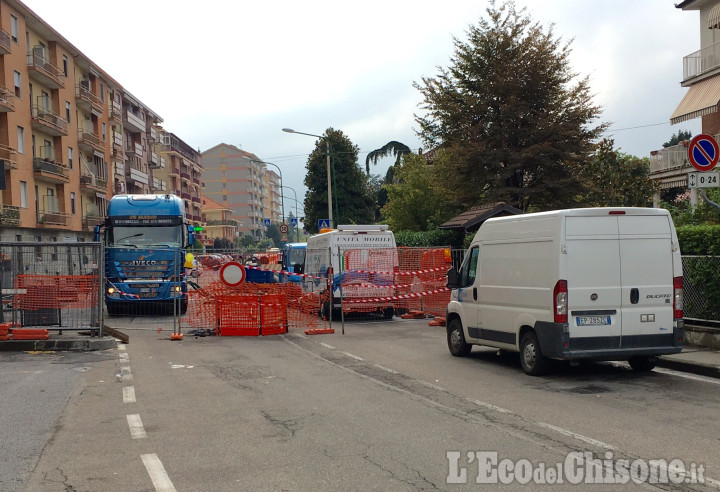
[[23, 0, 703, 209]]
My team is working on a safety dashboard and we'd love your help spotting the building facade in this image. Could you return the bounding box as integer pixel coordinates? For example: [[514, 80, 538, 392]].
[[651, 0, 720, 205], [201, 143, 269, 240], [200, 194, 238, 247], [0, 0, 200, 243]]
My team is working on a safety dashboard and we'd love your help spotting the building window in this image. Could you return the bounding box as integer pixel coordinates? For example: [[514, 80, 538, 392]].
[[16, 126, 24, 154], [10, 15, 18, 43], [62, 55, 68, 77], [13, 71, 21, 98], [66, 101, 71, 123], [102, 122, 106, 141], [15, 235, 21, 241], [70, 192, 76, 214], [100, 83, 105, 102], [68, 147, 73, 169], [20, 181, 27, 208]]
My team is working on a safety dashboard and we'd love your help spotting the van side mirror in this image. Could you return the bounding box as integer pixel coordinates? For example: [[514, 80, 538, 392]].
[[446, 268, 459, 289]]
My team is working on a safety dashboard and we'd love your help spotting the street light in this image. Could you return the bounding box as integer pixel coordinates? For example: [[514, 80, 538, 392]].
[[251, 160, 284, 227], [282, 128, 332, 229], [281, 185, 300, 241]]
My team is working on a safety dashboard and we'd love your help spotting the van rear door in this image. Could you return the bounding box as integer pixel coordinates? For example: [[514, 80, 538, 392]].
[[617, 215, 675, 345], [565, 216, 622, 350]]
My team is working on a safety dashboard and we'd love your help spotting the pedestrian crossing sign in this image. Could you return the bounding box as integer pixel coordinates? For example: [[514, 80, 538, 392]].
[[318, 219, 330, 230]]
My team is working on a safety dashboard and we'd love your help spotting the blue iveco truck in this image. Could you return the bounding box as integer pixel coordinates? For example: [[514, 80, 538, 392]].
[[94, 194, 196, 315]]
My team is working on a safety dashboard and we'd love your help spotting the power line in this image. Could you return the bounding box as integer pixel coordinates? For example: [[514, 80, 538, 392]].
[[608, 121, 670, 132]]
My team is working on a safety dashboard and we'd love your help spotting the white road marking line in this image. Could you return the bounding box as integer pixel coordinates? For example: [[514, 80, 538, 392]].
[[468, 399, 513, 414], [418, 380, 446, 392], [126, 414, 147, 439], [141, 453, 176, 492], [320, 343, 335, 349], [341, 351, 364, 361], [117, 344, 126, 351], [537, 422, 616, 450], [655, 367, 720, 385], [123, 386, 136, 404], [119, 352, 129, 360], [118, 366, 132, 382], [373, 364, 398, 374]]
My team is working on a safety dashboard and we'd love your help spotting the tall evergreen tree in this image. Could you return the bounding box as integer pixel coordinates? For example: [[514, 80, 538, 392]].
[[414, 0, 606, 212], [303, 128, 376, 233]]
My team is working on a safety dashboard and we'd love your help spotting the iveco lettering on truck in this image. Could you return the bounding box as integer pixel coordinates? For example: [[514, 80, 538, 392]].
[[445, 208, 684, 376], [305, 225, 398, 319], [94, 194, 196, 315]]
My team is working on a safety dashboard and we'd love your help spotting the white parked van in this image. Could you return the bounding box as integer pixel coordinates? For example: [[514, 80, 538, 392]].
[[305, 225, 398, 318], [445, 208, 684, 375]]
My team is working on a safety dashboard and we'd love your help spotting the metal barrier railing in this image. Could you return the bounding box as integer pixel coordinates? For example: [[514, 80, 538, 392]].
[[0, 242, 102, 333]]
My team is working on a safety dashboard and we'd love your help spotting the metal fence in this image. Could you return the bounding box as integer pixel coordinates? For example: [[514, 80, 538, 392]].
[[682, 256, 720, 322], [0, 242, 103, 332]]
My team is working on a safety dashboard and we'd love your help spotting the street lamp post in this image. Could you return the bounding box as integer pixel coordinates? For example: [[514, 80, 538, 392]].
[[282, 128, 332, 229], [281, 185, 300, 241]]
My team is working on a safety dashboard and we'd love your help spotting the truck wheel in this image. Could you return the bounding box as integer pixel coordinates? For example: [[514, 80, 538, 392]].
[[447, 319, 471, 357], [520, 331, 548, 376], [628, 356, 657, 372], [382, 307, 394, 320], [106, 304, 122, 317], [180, 300, 188, 315]]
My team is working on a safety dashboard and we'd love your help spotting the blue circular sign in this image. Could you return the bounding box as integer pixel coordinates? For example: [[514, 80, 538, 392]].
[[688, 134, 719, 172]]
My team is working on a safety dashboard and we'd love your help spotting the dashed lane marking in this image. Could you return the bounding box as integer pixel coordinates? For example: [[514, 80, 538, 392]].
[[123, 386, 136, 404], [127, 414, 147, 439], [141, 453, 176, 492]]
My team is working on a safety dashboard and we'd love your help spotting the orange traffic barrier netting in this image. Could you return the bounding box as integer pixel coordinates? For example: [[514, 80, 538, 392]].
[[14, 275, 99, 309]]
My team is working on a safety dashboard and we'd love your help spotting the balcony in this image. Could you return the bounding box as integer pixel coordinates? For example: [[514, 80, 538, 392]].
[[127, 166, 149, 186], [0, 84, 15, 112], [37, 209, 70, 227], [31, 106, 68, 136], [180, 171, 191, 182], [0, 204, 20, 225], [192, 196, 201, 204], [149, 126, 157, 141], [33, 158, 69, 183], [114, 161, 125, 176], [193, 176, 200, 185], [125, 141, 143, 157], [169, 167, 180, 176], [149, 151, 159, 167], [26, 49, 64, 89], [75, 83, 103, 114], [0, 28, 11, 55], [78, 129, 104, 153], [80, 174, 108, 193], [181, 192, 191, 200], [82, 213, 105, 230], [109, 102, 122, 123], [124, 110, 145, 133], [0, 144, 18, 169]]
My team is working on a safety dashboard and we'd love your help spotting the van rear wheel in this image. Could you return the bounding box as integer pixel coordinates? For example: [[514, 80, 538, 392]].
[[628, 356, 657, 372], [447, 319, 471, 357], [520, 331, 548, 376]]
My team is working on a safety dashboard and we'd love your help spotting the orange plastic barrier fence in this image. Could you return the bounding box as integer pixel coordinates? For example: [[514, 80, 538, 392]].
[[14, 275, 99, 309]]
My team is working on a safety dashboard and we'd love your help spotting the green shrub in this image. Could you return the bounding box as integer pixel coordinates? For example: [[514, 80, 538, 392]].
[[394, 229, 467, 248], [676, 225, 720, 255]]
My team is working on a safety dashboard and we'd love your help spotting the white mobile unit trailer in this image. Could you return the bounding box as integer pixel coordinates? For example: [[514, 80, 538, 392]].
[[445, 208, 684, 375], [305, 225, 398, 318]]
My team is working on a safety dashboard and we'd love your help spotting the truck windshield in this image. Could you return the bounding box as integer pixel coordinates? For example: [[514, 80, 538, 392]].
[[288, 248, 306, 266], [108, 226, 183, 248]]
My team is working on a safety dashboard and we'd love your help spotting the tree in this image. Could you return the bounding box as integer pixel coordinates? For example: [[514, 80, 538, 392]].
[[574, 139, 657, 207], [365, 141, 411, 175], [265, 223, 281, 247], [663, 130, 692, 148], [303, 128, 376, 233], [381, 153, 453, 230], [414, 0, 606, 212]]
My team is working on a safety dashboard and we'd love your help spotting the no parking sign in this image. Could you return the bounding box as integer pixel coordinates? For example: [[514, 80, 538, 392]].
[[688, 134, 719, 172]]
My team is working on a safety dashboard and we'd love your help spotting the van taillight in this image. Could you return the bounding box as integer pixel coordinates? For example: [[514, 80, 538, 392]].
[[608, 211, 626, 215], [554, 280, 568, 323], [673, 276, 684, 319]]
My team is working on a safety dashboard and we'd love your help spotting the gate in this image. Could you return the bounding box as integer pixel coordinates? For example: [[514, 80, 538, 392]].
[[0, 242, 103, 334]]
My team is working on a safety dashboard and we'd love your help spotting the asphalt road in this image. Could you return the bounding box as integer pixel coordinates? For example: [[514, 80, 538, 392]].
[[4, 316, 720, 491]]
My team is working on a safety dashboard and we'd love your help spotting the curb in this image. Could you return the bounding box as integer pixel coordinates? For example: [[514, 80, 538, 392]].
[[656, 357, 720, 379], [0, 336, 117, 352]]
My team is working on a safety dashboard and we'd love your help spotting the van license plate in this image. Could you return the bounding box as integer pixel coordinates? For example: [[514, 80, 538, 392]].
[[576, 316, 611, 326]]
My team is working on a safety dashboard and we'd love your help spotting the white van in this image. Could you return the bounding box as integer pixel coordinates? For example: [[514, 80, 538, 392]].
[[445, 208, 684, 375], [305, 225, 398, 318]]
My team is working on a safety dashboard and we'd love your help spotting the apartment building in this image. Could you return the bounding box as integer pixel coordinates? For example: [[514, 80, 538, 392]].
[[651, 0, 720, 205], [200, 194, 238, 248], [201, 143, 269, 240], [0, 0, 198, 243], [263, 168, 283, 224], [155, 129, 203, 229]]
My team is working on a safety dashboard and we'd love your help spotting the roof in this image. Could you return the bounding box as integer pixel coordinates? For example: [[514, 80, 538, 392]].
[[670, 76, 720, 124], [201, 195, 231, 211], [438, 202, 523, 232]]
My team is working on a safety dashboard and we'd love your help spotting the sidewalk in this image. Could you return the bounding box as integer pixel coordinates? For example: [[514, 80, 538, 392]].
[[657, 345, 720, 379]]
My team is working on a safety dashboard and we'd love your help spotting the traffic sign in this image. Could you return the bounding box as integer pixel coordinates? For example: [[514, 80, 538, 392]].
[[279, 223, 289, 233], [688, 134, 719, 172], [318, 219, 330, 230], [290, 218, 298, 226], [219, 261, 246, 287], [263, 218, 271, 227], [688, 171, 720, 189]]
